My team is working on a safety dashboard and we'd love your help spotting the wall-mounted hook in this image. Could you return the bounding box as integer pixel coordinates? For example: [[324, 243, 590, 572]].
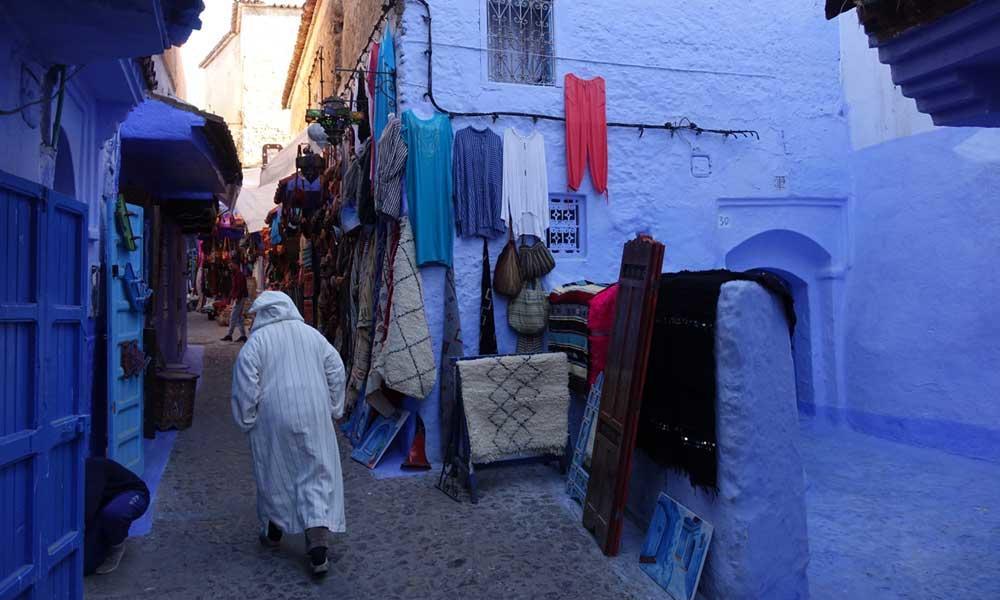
[[531, 115, 538, 124], [491, 113, 498, 123], [638, 126, 645, 138]]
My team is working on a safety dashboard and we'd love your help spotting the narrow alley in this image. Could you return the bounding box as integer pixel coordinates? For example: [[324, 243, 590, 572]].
[[84, 314, 664, 600], [5, 2, 1000, 599]]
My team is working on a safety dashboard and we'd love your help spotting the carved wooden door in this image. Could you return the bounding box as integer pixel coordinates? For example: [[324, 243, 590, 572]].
[[583, 235, 664, 556]]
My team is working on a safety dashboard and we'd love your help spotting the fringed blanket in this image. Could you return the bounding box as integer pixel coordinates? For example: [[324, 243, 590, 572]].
[[366, 218, 437, 415], [638, 270, 794, 491], [458, 353, 569, 464]]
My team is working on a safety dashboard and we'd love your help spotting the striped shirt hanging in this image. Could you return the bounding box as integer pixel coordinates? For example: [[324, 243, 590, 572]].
[[375, 117, 407, 220], [452, 127, 506, 239]]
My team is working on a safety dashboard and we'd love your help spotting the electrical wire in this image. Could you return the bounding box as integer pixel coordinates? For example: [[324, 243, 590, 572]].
[[0, 65, 85, 116], [334, 0, 760, 141]]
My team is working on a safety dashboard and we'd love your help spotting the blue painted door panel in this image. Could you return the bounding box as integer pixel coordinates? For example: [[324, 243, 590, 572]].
[[105, 197, 145, 475], [0, 170, 88, 600]]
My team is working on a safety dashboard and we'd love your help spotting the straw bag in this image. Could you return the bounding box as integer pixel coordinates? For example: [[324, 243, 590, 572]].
[[518, 238, 555, 280], [494, 224, 522, 298], [508, 279, 549, 335]]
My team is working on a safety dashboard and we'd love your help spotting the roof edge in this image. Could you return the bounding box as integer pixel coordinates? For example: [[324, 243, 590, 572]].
[[282, 0, 319, 108]]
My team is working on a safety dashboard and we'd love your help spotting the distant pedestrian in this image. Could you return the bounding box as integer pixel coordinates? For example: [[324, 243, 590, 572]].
[[231, 291, 347, 576], [222, 258, 249, 342], [84, 458, 150, 575]]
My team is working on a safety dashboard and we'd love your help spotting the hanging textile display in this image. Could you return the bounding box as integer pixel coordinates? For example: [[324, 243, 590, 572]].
[[502, 128, 549, 240], [373, 27, 395, 147], [374, 116, 407, 220], [356, 69, 371, 143], [346, 230, 378, 409], [402, 110, 454, 267], [565, 74, 609, 196], [478, 239, 498, 355], [440, 267, 464, 454], [457, 353, 569, 464], [637, 270, 794, 491], [452, 126, 506, 239], [583, 234, 665, 557], [365, 218, 437, 415]]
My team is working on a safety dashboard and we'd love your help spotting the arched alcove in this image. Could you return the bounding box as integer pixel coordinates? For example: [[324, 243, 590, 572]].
[[725, 229, 835, 417], [54, 127, 76, 197]]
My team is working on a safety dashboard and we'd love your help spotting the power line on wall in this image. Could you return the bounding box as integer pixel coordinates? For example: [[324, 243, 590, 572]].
[[337, 0, 760, 141]]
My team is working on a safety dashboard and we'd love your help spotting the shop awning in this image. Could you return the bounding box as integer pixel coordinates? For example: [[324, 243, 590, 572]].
[[2, 0, 205, 64], [120, 93, 242, 206]]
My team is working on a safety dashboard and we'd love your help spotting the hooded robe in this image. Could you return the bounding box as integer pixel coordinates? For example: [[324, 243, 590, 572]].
[[231, 291, 346, 535]]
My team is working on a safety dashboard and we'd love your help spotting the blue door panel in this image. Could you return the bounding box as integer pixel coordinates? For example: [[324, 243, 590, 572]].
[[0, 170, 87, 600], [105, 197, 145, 475]]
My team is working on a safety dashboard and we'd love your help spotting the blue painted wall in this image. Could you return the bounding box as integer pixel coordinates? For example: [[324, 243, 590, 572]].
[[842, 127, 1000, 461], [392, 1, 1000, 465], [397, 0, 852, 462], [834, 18, 1000, 461]]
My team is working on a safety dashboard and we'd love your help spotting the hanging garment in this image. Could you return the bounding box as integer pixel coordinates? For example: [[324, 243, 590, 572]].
[[366, 217, 437, 414], [356, 69, 371, 143], [355, 140, 376, 225], [439, 267, 464, 454], [402, 110, 454, 267], [479, 238, 498, 355], [637, 269, 794, 491], [565, 74, 609, 195], [502, 128, 549, 240], [374, 116, 407, 220], [373, 28, 396, 148], [452, 127, 506, 239], [368, 42, 380, 187], [346, 231, 378, 409], [231, 292, 346, 537]]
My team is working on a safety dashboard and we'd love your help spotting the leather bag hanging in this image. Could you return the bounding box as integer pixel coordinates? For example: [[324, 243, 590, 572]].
[[508, 279, 549, 335], [518, 237, 556, 280], [494, 222, 523, 297]]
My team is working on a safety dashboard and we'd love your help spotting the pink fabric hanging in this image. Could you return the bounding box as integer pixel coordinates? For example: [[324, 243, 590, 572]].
[[565, 74, 609, 196]]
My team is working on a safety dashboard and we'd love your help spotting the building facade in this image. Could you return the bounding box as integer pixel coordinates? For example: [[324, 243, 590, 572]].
[[283, 0, 387, 129], [200, 0, 305, 168], [281, 0, 1000, 467]]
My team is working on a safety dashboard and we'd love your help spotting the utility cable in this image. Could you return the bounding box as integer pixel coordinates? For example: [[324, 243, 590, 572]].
[[333, 0, 759, 140], [0, 65, 84, 116]]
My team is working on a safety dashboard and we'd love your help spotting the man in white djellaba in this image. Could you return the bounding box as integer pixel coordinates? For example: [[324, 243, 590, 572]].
[[231, 291, 346, 576]]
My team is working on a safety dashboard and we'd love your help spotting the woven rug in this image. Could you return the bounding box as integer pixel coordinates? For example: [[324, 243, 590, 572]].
[[367, 217, 436, 414], [458, 353, 569, 464]]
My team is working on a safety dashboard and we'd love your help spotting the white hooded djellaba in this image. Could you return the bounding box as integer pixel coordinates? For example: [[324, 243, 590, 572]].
[[231, 291, 346, 536]]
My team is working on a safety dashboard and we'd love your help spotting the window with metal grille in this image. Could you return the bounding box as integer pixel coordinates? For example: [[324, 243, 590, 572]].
[[547, 193, 586, 256], [487, 0, 555, 86]]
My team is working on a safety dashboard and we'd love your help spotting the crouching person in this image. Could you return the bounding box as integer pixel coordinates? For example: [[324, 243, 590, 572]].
[[84, 457, 150, 575], [231, 291, 347, 576]]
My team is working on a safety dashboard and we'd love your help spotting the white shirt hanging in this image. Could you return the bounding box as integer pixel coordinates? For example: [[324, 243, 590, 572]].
[[502, 128, 550, 240]]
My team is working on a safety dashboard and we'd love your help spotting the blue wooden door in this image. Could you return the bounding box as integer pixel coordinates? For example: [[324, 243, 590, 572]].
[[105, 197, 145, 475], [0, 171, 89, 599]]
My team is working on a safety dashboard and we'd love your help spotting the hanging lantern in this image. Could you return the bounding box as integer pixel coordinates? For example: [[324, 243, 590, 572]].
[[305, 95, 362, 140]]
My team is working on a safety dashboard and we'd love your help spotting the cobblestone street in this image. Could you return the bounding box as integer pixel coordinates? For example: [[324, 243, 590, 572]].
[[85, 314, 663, 600]]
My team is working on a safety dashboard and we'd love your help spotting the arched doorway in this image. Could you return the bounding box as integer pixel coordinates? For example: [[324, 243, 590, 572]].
[[54, 127, 76, 197], [725, 229, 835, 417], [757, 268, 814, 414]]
